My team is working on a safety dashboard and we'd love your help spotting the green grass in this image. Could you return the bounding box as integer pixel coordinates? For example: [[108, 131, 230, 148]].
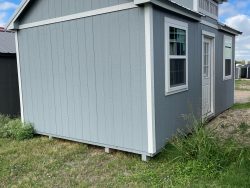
[[0, 119, 249, 187], [231, 102, 250, 110], [235, 79, 250, 91]]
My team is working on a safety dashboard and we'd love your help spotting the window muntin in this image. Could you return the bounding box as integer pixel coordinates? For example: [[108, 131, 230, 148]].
[[223, 36, 233, 80], [165, 18, 188, 95], [198, 0, 218, 19], [170, 27, 186, 56]]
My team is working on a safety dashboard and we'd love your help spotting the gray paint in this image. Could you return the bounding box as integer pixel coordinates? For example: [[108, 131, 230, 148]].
[[15, 0, 237, 157], [171, 0, 194, 10], [0, 54, 20, 116], [17, 7, 149, 154], [0, 32, 16, 53], [153, 6, 235, 151], [18, 0, 133, 25]]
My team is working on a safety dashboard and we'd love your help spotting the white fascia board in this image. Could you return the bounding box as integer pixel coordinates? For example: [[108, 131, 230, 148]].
[[6, 0, 31, 30], [17, 3, 137, 30]]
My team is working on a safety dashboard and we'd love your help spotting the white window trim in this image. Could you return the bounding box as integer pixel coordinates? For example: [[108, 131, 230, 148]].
[[201, 30, 215, 119], [165, 18, 189, 96], [223, 35, 233, 80]]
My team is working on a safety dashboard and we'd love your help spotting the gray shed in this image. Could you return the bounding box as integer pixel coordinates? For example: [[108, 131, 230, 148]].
[[0, 29, 20, 116], [6, 0, 241, 160]]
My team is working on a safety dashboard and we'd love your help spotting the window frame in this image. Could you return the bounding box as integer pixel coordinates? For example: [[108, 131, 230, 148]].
[[165, 18, 189, 96], [223, 35, 233, 80]]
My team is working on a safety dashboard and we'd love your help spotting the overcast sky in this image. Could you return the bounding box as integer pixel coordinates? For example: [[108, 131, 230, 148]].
[[0, 0, 249, 61]]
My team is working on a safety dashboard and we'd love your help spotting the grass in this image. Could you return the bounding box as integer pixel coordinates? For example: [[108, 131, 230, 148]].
[[231, 102, 250, 110], [0, 117, 249, 187], [235, 79, 250, 91]]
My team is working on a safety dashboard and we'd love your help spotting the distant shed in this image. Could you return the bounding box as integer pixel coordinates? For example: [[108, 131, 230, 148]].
[[0, 29, 20, 116]]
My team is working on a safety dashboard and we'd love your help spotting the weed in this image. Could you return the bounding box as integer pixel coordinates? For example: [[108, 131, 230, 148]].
[[238, 122, 249, 134], [231, 102, 250, 110], [0, 116, 34, 140], [170, 115, 248, 178]]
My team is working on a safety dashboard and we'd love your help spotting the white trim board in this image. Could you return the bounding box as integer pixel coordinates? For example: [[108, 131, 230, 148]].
[[164, 17, 189, 96], [144, 4, 156, 154], [15, 31, 24, 122], [15, 3, 137, 30]]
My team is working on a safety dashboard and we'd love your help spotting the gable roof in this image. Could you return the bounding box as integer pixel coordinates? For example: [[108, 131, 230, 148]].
[[0, 31, 16, 54], [5, 0, 31, 30], [6, 0, 240, 36]]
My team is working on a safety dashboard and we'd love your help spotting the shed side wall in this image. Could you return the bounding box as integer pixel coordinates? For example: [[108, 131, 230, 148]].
[[153, 7, 202, 151], [153, 7, 235, 152], [18, 0, 133, 25], [17, 7, 148, 154], [200, 24, 235, 114]]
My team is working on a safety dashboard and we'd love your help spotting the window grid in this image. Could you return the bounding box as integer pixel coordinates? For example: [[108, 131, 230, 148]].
[[199, 0, 218, 17], [203, 42, 209, 78], [165, 18, 188, 95]]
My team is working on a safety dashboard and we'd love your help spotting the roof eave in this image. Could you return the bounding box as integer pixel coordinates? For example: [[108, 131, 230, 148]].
[[5, 0, 31, 31], [134, 0, 202, 21], [218, 23, 242, 36]]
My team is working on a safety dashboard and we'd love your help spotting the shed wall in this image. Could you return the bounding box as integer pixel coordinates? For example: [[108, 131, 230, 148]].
[[153, 6, 235, 151], [153, 7, 202, 151], [18, 0, 133, 25], [171, 0, 194, 10], [200, 24, 235, 115], [17, 7, 149, 154], [0, 54, 20, 116]]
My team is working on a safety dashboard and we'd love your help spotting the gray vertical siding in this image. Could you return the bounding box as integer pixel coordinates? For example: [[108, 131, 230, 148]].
[[0, 55, 20, 116], [200, 23, 235, 115], [153, 8, 202, 151], [17, 7, 148, 154], [18, 0, 133, 25], [153, 7, 235, 152], [171, 0, 194, 10]]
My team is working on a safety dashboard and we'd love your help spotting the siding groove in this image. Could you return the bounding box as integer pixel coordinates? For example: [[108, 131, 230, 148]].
[[18, 8, 148, 153]]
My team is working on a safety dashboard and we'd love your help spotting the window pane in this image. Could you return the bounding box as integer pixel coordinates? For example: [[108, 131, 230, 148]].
[[170, 59, 186, 87], [169, 27, 186, 55], [225, 59, 231, 76]]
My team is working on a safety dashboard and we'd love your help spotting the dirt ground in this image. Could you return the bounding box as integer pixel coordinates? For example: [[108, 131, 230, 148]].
[[235, 90, 250, 103], [208, 109, 250, 145]]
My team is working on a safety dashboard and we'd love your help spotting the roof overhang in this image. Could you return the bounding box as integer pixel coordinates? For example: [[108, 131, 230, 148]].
[[213, 0, 228, 4], [134, 0, 202, 21], [5, 0, 31, 30], [218, 23, 242, 36]]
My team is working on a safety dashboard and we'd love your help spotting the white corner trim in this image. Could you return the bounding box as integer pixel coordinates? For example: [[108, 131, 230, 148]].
[[17, 3, 137, 30], [15, 31, 24, 122], [144, 4, 156, 154], [193, 0, 199, 11]]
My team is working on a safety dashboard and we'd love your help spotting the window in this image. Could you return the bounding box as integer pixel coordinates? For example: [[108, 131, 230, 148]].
[[223, 35, 233, 80], [198, 0, 218, 19], [165, 18, 188, 95]]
